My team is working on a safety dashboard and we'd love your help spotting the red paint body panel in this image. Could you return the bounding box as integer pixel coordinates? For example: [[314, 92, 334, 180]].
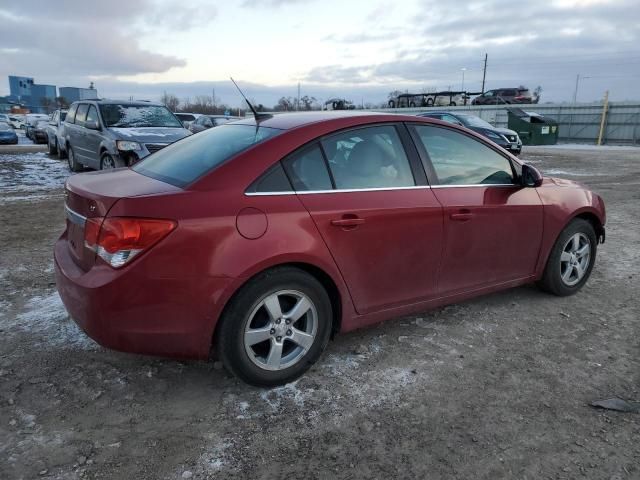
[[432, 185, 543, 294], [54, 113, 606, 359]]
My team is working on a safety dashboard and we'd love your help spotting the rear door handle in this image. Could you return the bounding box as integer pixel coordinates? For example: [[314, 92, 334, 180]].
[[450, 211, 474, 221], [331, 217, 365, 227]]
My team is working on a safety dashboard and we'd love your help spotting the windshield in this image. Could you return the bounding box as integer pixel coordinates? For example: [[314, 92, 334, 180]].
[[457, 114, 495, 129], [99, 104, 183, 128], [133, 124, 282, 187], [0, 122, 11, 131]]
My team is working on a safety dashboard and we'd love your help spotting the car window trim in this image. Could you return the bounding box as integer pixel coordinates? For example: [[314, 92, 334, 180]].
[[405, 122, 519, 187], [245, 122, 435, 197]]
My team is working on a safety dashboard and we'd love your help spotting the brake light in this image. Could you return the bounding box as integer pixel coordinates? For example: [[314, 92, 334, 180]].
[[84, 217, 176, 268], [514, 95, 527, 100]]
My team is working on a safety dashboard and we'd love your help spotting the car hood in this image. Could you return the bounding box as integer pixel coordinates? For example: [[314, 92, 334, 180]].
[[493, 127, 518, 137], [109, 127, 191, 143]]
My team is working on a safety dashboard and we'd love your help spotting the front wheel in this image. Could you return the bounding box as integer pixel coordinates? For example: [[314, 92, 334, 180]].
[[48, 137, 58, 156], [216, 267, 332, 386], [538, 218, 597, 296], [67, 146, 82, 172], [100, 153, 125, 170]]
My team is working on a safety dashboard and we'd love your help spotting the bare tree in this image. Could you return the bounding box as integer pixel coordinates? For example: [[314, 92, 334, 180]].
[[160, 92, 180, 112], [40, 97, 55, 114], [55, 96, 69, 109]]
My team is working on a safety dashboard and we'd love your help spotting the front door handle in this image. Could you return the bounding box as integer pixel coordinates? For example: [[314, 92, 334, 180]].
[[450, 210, 474, 221], [331, 217, 365, 227]]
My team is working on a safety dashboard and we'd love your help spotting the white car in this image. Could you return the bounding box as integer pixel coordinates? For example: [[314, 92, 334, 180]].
[[8, 115, 25, 129]]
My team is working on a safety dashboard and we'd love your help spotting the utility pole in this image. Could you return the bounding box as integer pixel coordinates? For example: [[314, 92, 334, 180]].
[[573, 74, 580, 103], [481, 53, 488, 93]]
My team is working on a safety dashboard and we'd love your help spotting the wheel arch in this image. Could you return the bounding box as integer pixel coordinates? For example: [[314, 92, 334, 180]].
[[210, 261, 344, 355]]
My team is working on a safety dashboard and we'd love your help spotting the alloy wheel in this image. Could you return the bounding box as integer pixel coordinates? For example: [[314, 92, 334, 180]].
[[244, 290, 317, 371], [101, 155, 116, 169], [560, 232, 591, 286]]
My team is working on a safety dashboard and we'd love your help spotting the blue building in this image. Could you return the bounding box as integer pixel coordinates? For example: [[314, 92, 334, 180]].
[[8, 75, 34, 100], [59, 86, 99, 103], [31, 84, 57, 110]]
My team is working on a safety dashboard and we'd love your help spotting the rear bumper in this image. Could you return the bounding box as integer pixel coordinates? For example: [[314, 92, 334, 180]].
[[54, 234, 234, 359]]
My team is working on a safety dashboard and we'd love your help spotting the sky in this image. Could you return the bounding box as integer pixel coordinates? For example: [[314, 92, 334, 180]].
[[1, 0, 639, 107]]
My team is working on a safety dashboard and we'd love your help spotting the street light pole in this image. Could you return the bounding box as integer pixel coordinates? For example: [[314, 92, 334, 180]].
[[573, 74, 580, 103], [461, 68, 467, 92]]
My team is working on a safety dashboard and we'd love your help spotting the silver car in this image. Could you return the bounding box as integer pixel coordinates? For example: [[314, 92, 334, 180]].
[[46, 109, 67, 157], [63, 100, 191, 171]]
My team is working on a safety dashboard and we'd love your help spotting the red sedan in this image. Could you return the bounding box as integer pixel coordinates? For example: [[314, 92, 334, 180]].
[[55, 112, 606, 386]]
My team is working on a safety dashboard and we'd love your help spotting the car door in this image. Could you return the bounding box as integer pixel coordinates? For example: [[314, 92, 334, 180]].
[[409, 124, 543, 295], [72, 104, 90, 164], [284, 124, 444, 315], [82, 105, 102, 168]]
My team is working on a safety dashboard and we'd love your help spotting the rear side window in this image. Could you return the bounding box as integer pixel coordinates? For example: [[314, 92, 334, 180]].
[[66, 104, 78, 124], [75, 104, 88, 124], [282, 145, 332, 191], [133, 124, 282, 187], [321, 125, 415, 190], [412, 125, 515, 186], [246, 163, 292, 193]]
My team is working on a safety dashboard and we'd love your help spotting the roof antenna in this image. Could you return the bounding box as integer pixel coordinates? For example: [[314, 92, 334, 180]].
[[230, 77, 272, 122]]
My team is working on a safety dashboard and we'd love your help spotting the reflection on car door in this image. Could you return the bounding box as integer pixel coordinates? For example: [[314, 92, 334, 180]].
[[83, 105, 102, 168], [284, 124, 444, 315], [72, 104, 91, 165], [410, 124, 543, 294]]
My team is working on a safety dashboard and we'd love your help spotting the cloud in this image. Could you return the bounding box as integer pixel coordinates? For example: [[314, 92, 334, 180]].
[[302, 0, 640, 101], [0, 0, 218, 85]]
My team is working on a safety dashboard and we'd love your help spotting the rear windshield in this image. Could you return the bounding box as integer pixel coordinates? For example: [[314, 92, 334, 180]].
[[133, 124, 282, 187], [99, 104, 183, 128], [0, 122, 11, 131], [175, 113, 195, 122]]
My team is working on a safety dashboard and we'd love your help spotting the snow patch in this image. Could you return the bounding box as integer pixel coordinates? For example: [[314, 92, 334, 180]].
[[8, 291, 98, 350], [0, 152, 69, 203]]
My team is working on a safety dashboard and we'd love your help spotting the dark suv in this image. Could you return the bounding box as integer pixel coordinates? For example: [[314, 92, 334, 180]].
[[63, 100, 191, 171], [472, 87, 535, 105]]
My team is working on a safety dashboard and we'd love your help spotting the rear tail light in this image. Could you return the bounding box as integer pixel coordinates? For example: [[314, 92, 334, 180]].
[[84, 217, 176, 268]]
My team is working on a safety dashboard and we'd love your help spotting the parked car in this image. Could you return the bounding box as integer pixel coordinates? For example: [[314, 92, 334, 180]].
[[24, 113, 49, 129], [55, 112, 606, 386], [472, 87, 536, 105], [417, 111, 523, 154], [174, 112, 201, 128], [323, 98, 356, 110], [8, 115, 25, 129], [0, 121, 19, 144], [27, 120, 49, 144], [46, 109, 68, 157], [188, 115, 239, 134], [62, 99, 191, 172], [388, 92, 468, 108]]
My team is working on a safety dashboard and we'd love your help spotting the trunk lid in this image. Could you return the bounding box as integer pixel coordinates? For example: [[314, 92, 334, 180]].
[[64, 168, 182, 271]]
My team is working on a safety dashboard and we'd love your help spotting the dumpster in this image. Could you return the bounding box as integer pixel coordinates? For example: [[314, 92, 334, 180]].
[[507, 108, 559, 145]]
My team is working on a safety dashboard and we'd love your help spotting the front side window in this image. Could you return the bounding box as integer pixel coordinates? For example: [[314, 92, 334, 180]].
[[75, 104, 88, 124], [99, 104, 183, 128], [413, 125, 515, 186], [133, 124, 282, 187], [282, 145, 333, 191], [66, 103, 78, 123], [321, 125, 415, 190], [85, 105, 98, 124]]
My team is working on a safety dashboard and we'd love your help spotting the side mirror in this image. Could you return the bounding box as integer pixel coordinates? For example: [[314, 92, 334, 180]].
[[522, 163, 543, 188], [85, 120, 100, 130]]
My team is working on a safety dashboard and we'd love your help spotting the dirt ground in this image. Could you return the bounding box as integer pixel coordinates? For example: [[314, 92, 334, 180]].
[[1, 144, 638, 480]]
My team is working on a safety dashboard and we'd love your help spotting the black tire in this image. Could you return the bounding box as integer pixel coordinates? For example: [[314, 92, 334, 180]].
[[67, 146, 82, 172], [426, 98, 434, 107], [216, 267, 333, 387], [100, 152, 125, 170], [449, 101, 457, 106], [537, 218, 597, 296], [48, 137, 58, 156], [388, 100, 395, 108]]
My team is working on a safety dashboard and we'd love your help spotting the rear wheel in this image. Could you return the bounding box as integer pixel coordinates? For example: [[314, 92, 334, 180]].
[[388, 100, 395, 108], [67, 146, 82, 172], [426, 98, 434, 107], [538, 218, 597, 296], [216, 267, 332, 386]]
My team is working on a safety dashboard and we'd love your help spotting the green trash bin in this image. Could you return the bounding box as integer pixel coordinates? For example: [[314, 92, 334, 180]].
[[507, 108, 559, 145]]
